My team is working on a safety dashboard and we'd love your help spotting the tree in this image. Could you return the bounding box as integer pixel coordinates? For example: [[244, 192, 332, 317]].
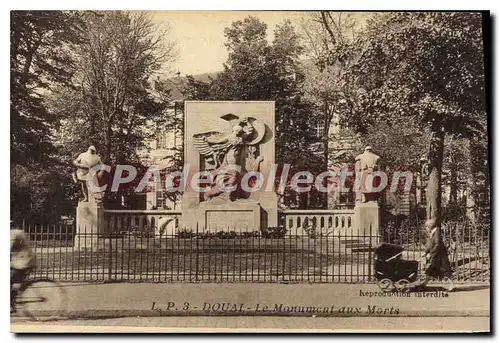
[[299, 12, 359, 136], [181, 75, 212, 101], [302, 12, 369, 134], [48, 11, 176, 207], [11, 11, 84, 222], [360, 118, 430, 173], [43, 11, 178, 211], [11, 11, 82, 167], [52, 11, 176, 165], [268, 20, 321, 175], [11, 164, 79, 223], [210, 16, 270, 100], [322, 12, 487, 229]]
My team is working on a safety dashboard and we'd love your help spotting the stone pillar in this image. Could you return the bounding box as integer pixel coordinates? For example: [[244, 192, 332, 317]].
[[353, 146, 382, 247], [146, 191, 156, 209], [354, 201, 380, 246], [75, 201, 105, 249], [259, 193, 278, 228]]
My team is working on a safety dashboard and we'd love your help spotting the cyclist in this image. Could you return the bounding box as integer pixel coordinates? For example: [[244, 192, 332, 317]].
[[10, 228, 36, 313]]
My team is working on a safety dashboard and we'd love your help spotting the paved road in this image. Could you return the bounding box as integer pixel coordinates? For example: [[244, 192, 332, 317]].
[[28, 282, 489, 317], [11, 316, 490, 332], [11, 282, 489, 333]]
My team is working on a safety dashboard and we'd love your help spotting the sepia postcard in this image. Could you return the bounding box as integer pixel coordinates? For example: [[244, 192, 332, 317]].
[[10, 10, 490, 333]]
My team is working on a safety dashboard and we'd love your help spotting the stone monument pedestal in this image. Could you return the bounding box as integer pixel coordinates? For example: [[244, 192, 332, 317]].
[[354, 201, 380, 246], [75, 201, 105, 249], [180, 101, 278, 233], [182, 199, 262, 232]]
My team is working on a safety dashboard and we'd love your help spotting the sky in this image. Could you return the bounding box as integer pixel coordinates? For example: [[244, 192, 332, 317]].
[[151, 11, 308, 76]]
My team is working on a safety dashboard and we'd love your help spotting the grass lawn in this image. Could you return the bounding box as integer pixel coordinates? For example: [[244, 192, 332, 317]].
[[31, 247, 374, 282], [29, 237, 489, 283], [30, 247, 489, 283]]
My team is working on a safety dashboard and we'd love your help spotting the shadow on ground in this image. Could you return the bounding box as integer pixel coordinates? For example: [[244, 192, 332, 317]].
[[407, 284, 489, 293]]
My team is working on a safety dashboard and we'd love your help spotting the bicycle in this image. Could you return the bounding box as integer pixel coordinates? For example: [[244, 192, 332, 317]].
[[11, 277, 68, 321]]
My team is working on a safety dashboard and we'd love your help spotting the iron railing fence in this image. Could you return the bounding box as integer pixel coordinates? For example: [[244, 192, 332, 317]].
[[381, 220, 490, 283], [17, 222, 490, 284]]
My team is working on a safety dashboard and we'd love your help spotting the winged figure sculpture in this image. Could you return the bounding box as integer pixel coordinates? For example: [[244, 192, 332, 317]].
[[191, 113, 266, 202], [192, 131, 235, 169]]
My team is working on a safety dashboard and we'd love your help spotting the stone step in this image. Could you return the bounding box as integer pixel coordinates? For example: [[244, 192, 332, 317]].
[[350, 246, 375, 253], [340, 239, 373, 245], [340, 239, 367, 244], [341, 238, 376, 253]]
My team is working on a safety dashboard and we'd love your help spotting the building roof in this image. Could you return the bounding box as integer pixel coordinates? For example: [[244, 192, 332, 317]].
[[166, 71, 220, 101]]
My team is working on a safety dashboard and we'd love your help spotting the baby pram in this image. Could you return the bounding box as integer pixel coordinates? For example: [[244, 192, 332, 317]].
[[374, 243, 423, 292]]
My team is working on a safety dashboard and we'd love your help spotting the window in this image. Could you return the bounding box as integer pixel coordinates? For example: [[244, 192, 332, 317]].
[[154, 170, 173, 209], [156, 191, 169, 209], [339, 190, 355, 205], [157, 132, 169, 150], [420, 188, 427, 206], [316, 123, 325, 138]]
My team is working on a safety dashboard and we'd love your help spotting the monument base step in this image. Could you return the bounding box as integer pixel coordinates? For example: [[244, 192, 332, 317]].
[[340, 239, 376, 253]]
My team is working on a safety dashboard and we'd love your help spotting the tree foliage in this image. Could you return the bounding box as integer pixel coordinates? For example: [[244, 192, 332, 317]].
[[11, 11, 82, 166], [320, 12, 487, 224], [52, 11, 175, 165], [11, 11, 177, 221], [299, 12, 365, 169], [346, 13, 485, 138], [11, 11, 83, 222]]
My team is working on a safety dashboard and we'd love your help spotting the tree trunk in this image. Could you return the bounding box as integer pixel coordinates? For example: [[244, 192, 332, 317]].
[[469, 137, 489, 224], [322, 100, 331, 209], [466, 180, 476, 223], [426, 128, 445, 236], [104, 125, 113, 164], [323, 100, 330, 165], [448, 154, 458, 204]]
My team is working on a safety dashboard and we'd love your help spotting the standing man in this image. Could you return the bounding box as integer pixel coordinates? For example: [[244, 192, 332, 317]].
[[421, 218, 455, 291], [73, 145, 103, 202]]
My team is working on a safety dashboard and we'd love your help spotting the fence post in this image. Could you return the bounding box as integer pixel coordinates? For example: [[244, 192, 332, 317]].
[[195, 222, 199, 281], [367, 224, 372, 282], [108, 231, 113, 281]]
